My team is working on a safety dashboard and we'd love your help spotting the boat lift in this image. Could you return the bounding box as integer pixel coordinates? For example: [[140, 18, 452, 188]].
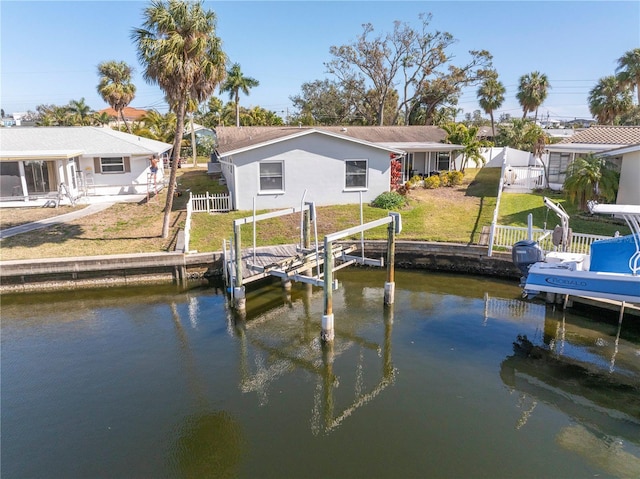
[[223, 193, 401, 341]]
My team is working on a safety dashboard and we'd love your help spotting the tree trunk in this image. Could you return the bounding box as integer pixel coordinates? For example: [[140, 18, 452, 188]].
[[190, 114, 197, 166], [235, 92, 240, 127], [490, 111, 495, 138], [162, 101, 186, 239], [121, 110, 132, 134]]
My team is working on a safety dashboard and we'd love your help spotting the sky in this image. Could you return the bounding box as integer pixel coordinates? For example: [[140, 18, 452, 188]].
[[1, 0, 639, 122]]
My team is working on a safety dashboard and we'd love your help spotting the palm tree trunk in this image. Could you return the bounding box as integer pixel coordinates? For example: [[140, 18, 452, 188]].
[[235, 91, 240, 127], [490, 111, 495, 138], [120, 110, 132, 134], [190, 114, 197, 166], [162, 101, 186, 238]]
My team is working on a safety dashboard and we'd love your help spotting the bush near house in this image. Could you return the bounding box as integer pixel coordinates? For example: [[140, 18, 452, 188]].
[[371, 191, 406, 210], [424, 175, 440, 189]]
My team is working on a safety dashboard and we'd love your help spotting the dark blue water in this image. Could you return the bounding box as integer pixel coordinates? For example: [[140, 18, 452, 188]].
[[2, 269, 639, 478]]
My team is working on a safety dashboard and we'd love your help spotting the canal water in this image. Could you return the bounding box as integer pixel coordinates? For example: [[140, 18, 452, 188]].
[[2, 269, 639, 479]]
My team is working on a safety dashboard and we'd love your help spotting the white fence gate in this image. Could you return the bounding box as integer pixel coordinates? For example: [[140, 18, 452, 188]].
[[503, 166, 546, 192], [190, 192, 231, 213]]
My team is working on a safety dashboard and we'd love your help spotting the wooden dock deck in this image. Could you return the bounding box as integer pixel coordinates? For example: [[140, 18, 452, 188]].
[[236, 244, 300, 283]]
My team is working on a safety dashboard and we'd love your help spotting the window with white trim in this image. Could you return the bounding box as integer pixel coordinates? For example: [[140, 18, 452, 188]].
[[345, 160, 368, 189], [436, 152, 450, 171], [259, 161, 284, 191], [548, 152, 570, 184], [100, 157, 125, 173]]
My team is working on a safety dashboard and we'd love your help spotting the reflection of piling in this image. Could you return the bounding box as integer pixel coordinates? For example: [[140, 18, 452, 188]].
[[383, 304, 394, 378]]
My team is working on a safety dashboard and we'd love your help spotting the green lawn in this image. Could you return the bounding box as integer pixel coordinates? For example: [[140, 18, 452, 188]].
[[499, 191, 630, 236], [187, 166, 627, 254]]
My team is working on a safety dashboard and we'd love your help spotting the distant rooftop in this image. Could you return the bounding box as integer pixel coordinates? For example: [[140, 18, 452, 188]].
[[559, 125, 640, 145]]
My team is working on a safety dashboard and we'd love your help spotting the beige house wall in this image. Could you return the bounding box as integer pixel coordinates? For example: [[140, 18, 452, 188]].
[[617, 151, 640, 206]]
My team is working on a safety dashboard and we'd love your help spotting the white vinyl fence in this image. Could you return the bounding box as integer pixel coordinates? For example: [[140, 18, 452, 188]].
[[182, 192, 231, 253], [503, 166, 546, 191], [490, 225, 610, 255], [190, 192, 231, 213]]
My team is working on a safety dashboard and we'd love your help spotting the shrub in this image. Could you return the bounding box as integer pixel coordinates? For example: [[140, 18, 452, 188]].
[[439, 171, 451, 187], [371, 191, 406, 209], [448, 171, 464, 186], [423, 175, 441, 189]]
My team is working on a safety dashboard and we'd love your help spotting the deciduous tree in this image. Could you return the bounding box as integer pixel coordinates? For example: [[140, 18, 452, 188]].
[[325, 13, 493, 126]]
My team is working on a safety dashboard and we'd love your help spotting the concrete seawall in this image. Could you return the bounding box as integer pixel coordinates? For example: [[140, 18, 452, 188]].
[[0, 241, 518, 294], [0, 251, 221, 293]]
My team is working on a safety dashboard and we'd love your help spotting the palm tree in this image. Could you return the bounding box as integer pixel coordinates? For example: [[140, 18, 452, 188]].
[[91, 111, 113, 127], [220, 63, 259, 127], [516, 71, 550, 121], [97, 61, 136, 133], [563, 154, 619, 211], [616, 48, 640, 105], [69, 98, 93, 125], [132, 0, 226, 238], [477, 72, 505, 137], [442, 123, 490, 172], [588, 76, 633, 125], [139, 109, 177, 143]]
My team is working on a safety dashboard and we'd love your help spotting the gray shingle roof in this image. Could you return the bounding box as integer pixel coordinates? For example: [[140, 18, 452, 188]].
[[559, 125, 640, 145], [215, 125, 447, 154], [0, 126, 172, 156]]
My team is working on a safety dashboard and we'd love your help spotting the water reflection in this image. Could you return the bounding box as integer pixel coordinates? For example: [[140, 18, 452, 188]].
[[228, 281, 397, 435], [2, 271, 640, 478], [500, 309, 640, 477]]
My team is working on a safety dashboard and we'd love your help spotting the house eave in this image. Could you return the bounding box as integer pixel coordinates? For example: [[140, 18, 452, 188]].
[[598, 143, 640, 157], [377, 142, 462, 152], [545, 143, 627, 153], [0, 150, 85, 161]]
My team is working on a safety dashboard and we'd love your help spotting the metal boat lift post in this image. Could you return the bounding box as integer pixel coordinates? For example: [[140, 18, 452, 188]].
[[231, 204, 312, 311], [321, 212, 401, 342]]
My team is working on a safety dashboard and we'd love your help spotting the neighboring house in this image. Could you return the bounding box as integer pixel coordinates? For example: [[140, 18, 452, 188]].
[[1, 116, 20, 127], [600, 143, 640, 206], [97, 106, 148, 122], [0, 126, 172, 203], [545, 125, 640, 206], [213, 126, 461, 210]]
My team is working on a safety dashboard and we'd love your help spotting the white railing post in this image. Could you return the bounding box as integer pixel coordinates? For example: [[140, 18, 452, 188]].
[[488, 147, 508, 256]]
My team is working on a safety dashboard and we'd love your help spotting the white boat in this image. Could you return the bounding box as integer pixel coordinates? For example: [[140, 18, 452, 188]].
[[512, 201, 640, 305]]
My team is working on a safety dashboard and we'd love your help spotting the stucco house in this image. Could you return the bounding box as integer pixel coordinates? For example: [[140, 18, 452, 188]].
[[599, 143, 640, 206], [0, 126, 172, 203], [545, 125, 640, 206], [213, 126, 461, 210]]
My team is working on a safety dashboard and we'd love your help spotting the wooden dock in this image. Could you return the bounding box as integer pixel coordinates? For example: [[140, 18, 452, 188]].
[[239, 244, 299, 283]]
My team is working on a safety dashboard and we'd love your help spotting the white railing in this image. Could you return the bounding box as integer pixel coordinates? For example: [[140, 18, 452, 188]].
[[503, 166, 546, 191], [190, 192, 231, 213], [490, 225, 610, 255]]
